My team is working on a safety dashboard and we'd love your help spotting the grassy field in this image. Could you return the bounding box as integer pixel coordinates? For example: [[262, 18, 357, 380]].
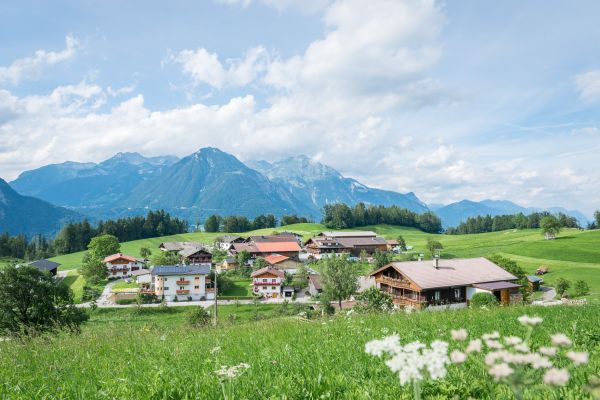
[[1, 304, 598, 399], [50, 224, 600, 302]]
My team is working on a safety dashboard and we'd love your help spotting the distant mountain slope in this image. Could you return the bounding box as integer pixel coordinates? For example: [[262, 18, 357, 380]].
[[125, 148, 314, 220], [435, 199, 589, 228], [250, 155, 428, 213], [0, 178, 82, 237], [10, 152, 178, 208]]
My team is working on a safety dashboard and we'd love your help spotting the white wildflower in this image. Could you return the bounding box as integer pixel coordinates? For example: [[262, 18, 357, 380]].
[[489, 363, 513, 380], [450, 350, 467, 364], [485, 339, 504, 349], [215, 363, 250, 380], [466, 339, 482, 353], [566, 351, 589, 365], [543, 368, 570, 386], [504, 336, 523, 346], [512, 343, 529, 353], [159, 335, 166, 341], [210, 346, 221, 354], [451, 328, 468, 341], [538, 346, 557, 357], [551, 334, 572, 347], [365, 334, 402, 357], [482, 331, 500, 340], [518, 315, 543, 326]]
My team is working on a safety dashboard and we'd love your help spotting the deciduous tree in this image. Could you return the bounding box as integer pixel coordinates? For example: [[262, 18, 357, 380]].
[[320, 255, 361, 309]]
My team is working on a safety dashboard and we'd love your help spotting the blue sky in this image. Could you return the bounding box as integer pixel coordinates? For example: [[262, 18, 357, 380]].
[[1, 0, 599, 216]]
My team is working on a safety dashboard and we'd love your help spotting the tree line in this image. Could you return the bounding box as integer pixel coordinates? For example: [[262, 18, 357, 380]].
[[322, 203, 442, 233], [203, 214, 309, 233], [0, 210, 187, 261], [446, 211, 580, 235]]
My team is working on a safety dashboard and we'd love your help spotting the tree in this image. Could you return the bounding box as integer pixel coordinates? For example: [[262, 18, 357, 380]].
[[396, 235, 407, 252], [187, 306, 211, 327], [355, 287, 393, 312], [88, 235, 120, 260], [80, 253, 108, 284], [487, 254, 530, 301], [425, 237, 443, 257], [555, 278, 571, 297], [0, 265, 88, 336], [470, 292, 498, 308], [320, 255, 361, 309], [139, 247, 152, 259], [373, 249, 391, 269], [284, 271, 294, 286], [236, 250, 251, 267], [540, 215, 561, 239], [594, 210, 600, 229], [151, 251, 181, 266], [204, 215, 221, 233], [573, 280, 590, 297]]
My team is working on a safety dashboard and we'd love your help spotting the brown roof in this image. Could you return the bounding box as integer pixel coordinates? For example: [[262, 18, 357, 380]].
[[308, 274, 322, 291], [251, 267, 285, 278], [232, 242, 259, 253], [103, 253, 137, 263], [255, 241, 301, 253], [264, 254, 290, 265], [370, 257, 518, 290]]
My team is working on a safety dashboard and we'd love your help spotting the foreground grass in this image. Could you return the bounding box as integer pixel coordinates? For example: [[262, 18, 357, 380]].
[[1, 305, 599, 399]]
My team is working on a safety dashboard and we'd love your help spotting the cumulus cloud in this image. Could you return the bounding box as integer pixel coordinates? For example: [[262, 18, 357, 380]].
[[574, 69, 600, 102], [215, 0, 331, 13], [0, 34, 78, 86], [172, 46, 271, 89]]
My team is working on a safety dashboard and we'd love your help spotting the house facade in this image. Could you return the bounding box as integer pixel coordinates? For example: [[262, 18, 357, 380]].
[[369, 257, 521, 309], [251, 267, 285, 298], [231, 236, 301, 260], [103, 253, 146, 278], [151, 265, 215, 301], [305, 231, 388, 259]]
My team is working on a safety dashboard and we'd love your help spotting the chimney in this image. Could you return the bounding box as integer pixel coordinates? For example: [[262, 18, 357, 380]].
[[433, 256, 440, 269]]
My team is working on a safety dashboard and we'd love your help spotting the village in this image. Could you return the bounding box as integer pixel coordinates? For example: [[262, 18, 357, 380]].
[[26, 229, 552, 312]]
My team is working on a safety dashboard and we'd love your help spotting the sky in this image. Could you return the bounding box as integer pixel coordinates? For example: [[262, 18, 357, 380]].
[[1, 0, 599, 217]]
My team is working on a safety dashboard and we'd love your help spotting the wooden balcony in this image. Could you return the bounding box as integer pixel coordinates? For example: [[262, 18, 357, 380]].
[[376, 275, 413, 289], [205, 288, 215, 293], [176, 280, 190, 285], [139, 289, 155, 295], [391, 294, 426, 308], [176, 290, 190, 295]]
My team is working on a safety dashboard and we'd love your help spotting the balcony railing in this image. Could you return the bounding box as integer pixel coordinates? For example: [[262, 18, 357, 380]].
[[176, 290, 190, 295], [205, 288, 215, 293], [253, 282, 280, 286], [391, 294, 426, 307], [139, 289, 155, 295], [376, 275, 412, 289], [176, 280, 190, 285]]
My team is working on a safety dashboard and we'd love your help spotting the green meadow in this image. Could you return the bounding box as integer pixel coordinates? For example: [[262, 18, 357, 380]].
[[50, 224, 600, 302], [1, 304, 599, 399]]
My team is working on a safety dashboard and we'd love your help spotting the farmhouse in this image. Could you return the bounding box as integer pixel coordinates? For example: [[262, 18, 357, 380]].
[[305, 231, 388, 258], [369, 257, 521, 309], [131, 268, 152, 285], [251, 266, 285, 298], [103, 253, 146, 278], [151, 265, 215, 301], [217, 257, 239, 272], [264, 254, 298, 270], [159, 242, 212, 265], [231, 235, 301, 260], [29, 259, 60, 276], [217, 235, 244, 251]]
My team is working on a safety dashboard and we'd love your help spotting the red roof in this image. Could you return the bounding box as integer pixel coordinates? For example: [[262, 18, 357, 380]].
[[103, 253, 137, 263], [255, 241, 301, 253], [251, 267, 285, 278], [264, 254, 290, 265]]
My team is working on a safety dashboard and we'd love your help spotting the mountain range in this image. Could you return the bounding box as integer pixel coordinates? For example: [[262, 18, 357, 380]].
[[0, 178, 81, 237], [2, 147, 589, 236]]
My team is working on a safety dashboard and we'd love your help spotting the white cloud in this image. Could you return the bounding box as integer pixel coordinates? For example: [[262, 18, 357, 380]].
[[574, 69, 600, 102], [172, 46, 270, 89], [0, 34, 78, 86], [571, 126, 599, 136], [415, 145, 454, 168], [215, 0, 331, 13]]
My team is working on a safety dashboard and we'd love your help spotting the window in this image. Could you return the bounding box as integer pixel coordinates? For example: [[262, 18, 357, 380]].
[[272, 279, 276, 283], [262, 278, 267, 283], [262, 286, 267, 290], [164, 287, 169, 291], [434, 291, 441, 301], [164, 278, 168, 282], [179, 277, 184, 281], [454, 289, 462, 301], [179, 286, 184, 290], [195, 276, 200, 280], [194, 285, 200, 289]]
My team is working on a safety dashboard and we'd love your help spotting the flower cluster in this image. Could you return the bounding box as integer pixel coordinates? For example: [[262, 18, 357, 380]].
[[365, 335, 450, 385], [215, 363, 250, 380]]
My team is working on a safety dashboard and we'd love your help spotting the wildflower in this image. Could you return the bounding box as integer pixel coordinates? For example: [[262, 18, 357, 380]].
[[538, 346, 557, 357], [215, 363, 250, 380], [566, 351, 589, 365], [551, 334, 572, 347], [210, 346, 221, 354], [451, 328, 468, 341], [504, 336, 522, 346], [512, 343, 529, 353], [159, 335, 166, 341], [482, 331, 500, 340], [365, 334, 402, 357], [518, 315, 543, 326], [485, 351, 509, 366], [489, 363, 513, 380], [485, 339, 504, 349], [466, 339, 482, 353], [543, 368, 570, 386], [450, 350, 467, 364]]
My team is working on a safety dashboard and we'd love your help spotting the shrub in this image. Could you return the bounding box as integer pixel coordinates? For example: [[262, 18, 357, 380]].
[[470, 292, 498, 308], [115, 299, 136, 305], [555, 278, 571, 297], [355, 287, 394, 313], [81, 286, 101, 302], [574, 280, 590, 297], [187, 306, 211, 328]]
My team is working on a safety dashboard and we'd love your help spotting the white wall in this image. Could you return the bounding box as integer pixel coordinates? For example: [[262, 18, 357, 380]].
[[253, 276, 282, 296], [155, 274, 215, 301]]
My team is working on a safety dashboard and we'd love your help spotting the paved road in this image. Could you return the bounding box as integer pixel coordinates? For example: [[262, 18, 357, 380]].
[[77, 296, 315, 308]]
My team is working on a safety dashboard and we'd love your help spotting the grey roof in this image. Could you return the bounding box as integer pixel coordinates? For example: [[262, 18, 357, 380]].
[[371, 257, 518, 290], [472, 281, 521, 291], [221, 235, 242, 243], [160, 242, 204, 252], [29, 259, 60, 271], [320, 231, 377, 238], [179, 246, 211, 258], [151, 265, 211, 276], [309, 274, 322, 291], [131, 269, 151, 276], [527, 275, 542, 283]]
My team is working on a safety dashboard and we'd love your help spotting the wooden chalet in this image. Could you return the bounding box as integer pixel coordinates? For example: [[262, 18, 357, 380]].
[[369, 257, 521, 309], [231, 235, 301, 260], [159, 242, 212, 265], [305, 231, 388, 258]]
